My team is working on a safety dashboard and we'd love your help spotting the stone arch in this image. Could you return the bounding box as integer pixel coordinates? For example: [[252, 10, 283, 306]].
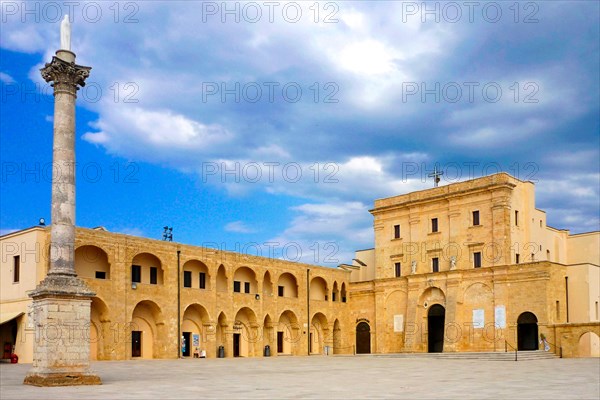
[[182, 260, 210, 290], [277, 310, 301, 355], [577, 331, 600, 357], [233, 266, 258, 294], [332, 281, 339, 302], [384, 289, 407, 353], [517, 311, 539, 351], [90, 296, 110, 360], [216, 265, 228, 292], [131, 300, 163, 359], [131, 252, 164, 285], [340, 282, 347, 302], [356, 321, 371, 354], [262, 271, 273, 297], [277, 272, 298, 298], [310, 276, 328, 301], [216, 312, 228, 355], [263, 314, 274, 353], [310, 312, 329, 355], [182, 304, 210, 357], [75, 245, 110, 279], [233, 307, 259, 357], [418, 286, 446, 307], [428, 304, 446, 353]]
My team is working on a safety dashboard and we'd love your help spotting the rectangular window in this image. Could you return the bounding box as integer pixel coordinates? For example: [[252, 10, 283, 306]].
[[150, 267, 158, 284], [596, 301, 599, 320], [474, 252, 482, 268], [394, 262, 401, 277], [531, 253, 535, 262], [13, 255, 20, 283], [332, 292, 337, 302], [472, 210, 480, 226], [244, 282, 250, 293], [278, 285, 284, 297], [516, 254, 520, 264], [432, 257, 439, 273], [431, 218, 438, 233], [394, 224, 401, 239], [131, 265, 141, 283], [515, 210, 519, 226], [556, 301, 560, 320], [233, 281, 241, 293], [183, 271, 192, 288], [199, 272, 206, 289], [95, 271, 106, 279]]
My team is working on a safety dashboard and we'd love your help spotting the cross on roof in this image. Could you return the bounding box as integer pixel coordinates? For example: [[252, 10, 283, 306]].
[[428, 165, 444, 187]]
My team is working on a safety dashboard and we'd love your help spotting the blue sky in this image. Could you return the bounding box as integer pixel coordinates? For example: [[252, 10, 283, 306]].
[[1, 1, 599, 266]]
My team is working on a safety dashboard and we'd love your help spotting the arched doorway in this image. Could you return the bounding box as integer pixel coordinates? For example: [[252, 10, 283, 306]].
[[517, 312, 539, 351], [578, 332, 600, 357], [310, 313, 328, 355], [428, 304, 445, 353], [356, 322, 371, 354]]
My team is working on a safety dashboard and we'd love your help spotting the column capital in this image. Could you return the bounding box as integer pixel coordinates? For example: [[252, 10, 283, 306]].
[[40, 52, 91, 97]]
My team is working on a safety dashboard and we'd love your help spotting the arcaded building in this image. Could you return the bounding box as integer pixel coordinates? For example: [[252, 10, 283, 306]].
[[1, 173, 599, 362]]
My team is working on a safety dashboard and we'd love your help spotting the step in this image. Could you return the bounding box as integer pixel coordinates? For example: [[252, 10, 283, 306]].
[[361, 350, 559, 361]]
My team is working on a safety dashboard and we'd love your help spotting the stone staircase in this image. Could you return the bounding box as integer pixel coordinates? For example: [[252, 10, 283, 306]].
[[362, 350, 560, 361]]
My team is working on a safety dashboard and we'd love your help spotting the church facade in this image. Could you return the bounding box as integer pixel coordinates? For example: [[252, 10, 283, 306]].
[[1, 173, 598, 362]]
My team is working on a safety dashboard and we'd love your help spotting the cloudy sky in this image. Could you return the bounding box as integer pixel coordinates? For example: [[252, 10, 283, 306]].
[[1, 1, 598, 266]]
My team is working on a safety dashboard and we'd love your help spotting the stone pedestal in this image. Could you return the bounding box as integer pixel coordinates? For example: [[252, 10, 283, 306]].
[[23, 276, 100, 386]]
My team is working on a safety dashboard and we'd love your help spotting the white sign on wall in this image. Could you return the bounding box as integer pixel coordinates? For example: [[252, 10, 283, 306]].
[[495, 305, 506, 328], [473, 309, 485, 328], [393, 314, 404, 332]]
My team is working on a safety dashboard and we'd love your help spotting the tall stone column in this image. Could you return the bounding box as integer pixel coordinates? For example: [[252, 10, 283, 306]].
[[23, 49, 101, 386]]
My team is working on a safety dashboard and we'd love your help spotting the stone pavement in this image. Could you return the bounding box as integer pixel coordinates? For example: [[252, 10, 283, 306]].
[[1, 356, 599, 399]]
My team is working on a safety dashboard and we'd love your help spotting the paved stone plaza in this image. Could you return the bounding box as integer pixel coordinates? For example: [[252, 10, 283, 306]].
[[1, 356, 599, 399]]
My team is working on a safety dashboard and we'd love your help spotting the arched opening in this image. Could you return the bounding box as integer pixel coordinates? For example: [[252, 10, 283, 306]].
[[182, 304, 210, 357], [0, 317, 19, 360], [428, 304, 445, 353], [233, 266, 257, 294], [75, 245, 110, 279], [340, 283, 347, 302], [262, 271, 273, 297], [216, 312, 228, 356], [517, 312, 539, 351], [578, 332, 600, 357], [182, 260, 210, 290], [131, 253, 163, 285], [333, 319, 342, 354], [356, 322, 371, 354], [263, 314, 274, 355], [233, 307, 259, 357], [131, 300, 163, 359], [332, 281, 339, 302], [90, 297, 109, 360], [310, 277, 328, 301], [216, 265, 228, 292], [277, 272, 298, 298], [310, 312, 328, 355], [277, 310, 300, 355]]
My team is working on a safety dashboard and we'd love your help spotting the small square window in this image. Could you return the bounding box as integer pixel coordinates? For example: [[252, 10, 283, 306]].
[[233, 281, 241, 293], [244, 282, 250, 293], [95, 271, 106, 279], [278, 286, 284, 297], [394, 225, 401, 239], [474, 252, 482, 268], [183, 271, 192, 288], [472, 210, 480, 226], [131, 265, 141, 283], [150, 267, 158, 284]]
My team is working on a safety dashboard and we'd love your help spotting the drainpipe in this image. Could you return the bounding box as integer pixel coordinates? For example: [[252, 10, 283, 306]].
[[307, 268, 310, 355], [177, 250, 181, 358], [565, 276, 569, 323]]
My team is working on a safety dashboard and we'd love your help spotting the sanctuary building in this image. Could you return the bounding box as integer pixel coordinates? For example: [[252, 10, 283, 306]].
[[1, 173, 599, 362]]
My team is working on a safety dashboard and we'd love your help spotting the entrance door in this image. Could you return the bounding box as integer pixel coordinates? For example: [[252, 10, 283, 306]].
[[233, 333, 241, 357], [277, 331, 284, 353], [356, 322, 371, 354], [428, 304, 445, 353], [517, 312, 539, 350], [182, 332, 191, 357], [132, 331, 142, 357]]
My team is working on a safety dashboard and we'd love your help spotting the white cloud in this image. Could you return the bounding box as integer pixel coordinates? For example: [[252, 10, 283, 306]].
[[0, 72, 15, 83], [224, 221, 257, 234]]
